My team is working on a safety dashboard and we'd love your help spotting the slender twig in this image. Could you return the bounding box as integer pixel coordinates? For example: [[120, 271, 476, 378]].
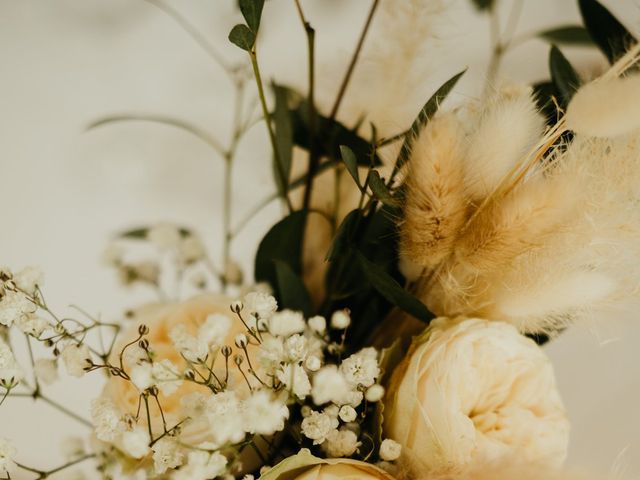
[[329, 0, 380, 120], [141, 0, 234, 73], [15, 453, 95, 479], [294, 0, 319, 213]]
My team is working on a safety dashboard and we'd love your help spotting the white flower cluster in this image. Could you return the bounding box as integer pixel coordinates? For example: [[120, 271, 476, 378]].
[[0, 337, 22, 389], [85, 292, 390, 479], [0, 267, 49, 338]]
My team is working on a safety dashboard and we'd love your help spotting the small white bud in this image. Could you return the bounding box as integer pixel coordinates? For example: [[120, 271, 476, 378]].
[[330, 310, 351, 329], [234, 333, 248, 348], [365, 384, 385, 402], [308, 315, 327, 334], [379, 438, 401, 461], [305, 355, 321, 372], [339, 405, 357, 423]]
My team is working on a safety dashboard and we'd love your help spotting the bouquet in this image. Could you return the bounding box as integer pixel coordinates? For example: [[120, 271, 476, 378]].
[[2, 0, 639, 478]]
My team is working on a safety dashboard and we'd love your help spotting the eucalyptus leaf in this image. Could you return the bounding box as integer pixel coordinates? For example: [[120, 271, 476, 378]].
[[356, 251, 433, 323], [549, 45, 581, 102], [272, 84, 293, 197], [339, 145, 362, 191], [254, 210, 306, 289], [367, 170, 398, 207], [395, 69, 466, 172], [228, 24, 255, 52], [538, 25, 593, 45], [274, 260, 313, 316], [239, 0, 265, 33], [578, 0, 636, 63]]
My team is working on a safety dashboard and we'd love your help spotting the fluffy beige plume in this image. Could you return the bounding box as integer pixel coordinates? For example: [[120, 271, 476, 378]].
[[400, 113, 469, 270], [565, 74, 640, 138], [463, 84, 546, 201], [340, 0, 449, 134], [454, 171, 582, 276]]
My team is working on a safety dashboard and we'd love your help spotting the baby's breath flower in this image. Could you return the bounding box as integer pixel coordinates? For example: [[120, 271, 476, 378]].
[[205, 391, 245, 446], [0, 290, 35, 327], [152, 437, 183, 475], [169, 325, 208, 363], [277, 364, 311, 399], [90, 398, 124, 442], [339, 405, 357, 423], [243, 390, 289, 435], [13, 266, 43, 295], [379, 439, 401, 461], [102, 243, 124, 267], [130, 363, 154, 391], [340, 347, 380, 388], [199, 313, 232, 347], [305, 355, 321, 372], [173, 450, 227, 480], [283, 334, 307, 362], [243, 292, 277, 319], [308, 315, 327, 334], [311, 366, 350, 405], [15, 314, 49, 338], [330, 310, 351, 329], [269, 310, 305, 337], [301, 410, 338, 444], [34, 358, 58, 385], [152, 359, 182, 396], [120, 426, 150, 459], [61, 343, 91, 378], [322, 428, 360, 458], [0, 338, 22, 389]]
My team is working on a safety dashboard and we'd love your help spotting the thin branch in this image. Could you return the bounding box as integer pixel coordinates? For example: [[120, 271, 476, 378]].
[[141, 0, 234, 73], [329, 0, 380, 120]]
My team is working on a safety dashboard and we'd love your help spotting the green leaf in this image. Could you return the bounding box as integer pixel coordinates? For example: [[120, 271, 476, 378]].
[[274, 261, 313, 316], [272, 84, 294, 197], [254, 211, 307, 289], [470, 0, 494, 11], [239, 0, 265, 33], [549, 45, 581, 102], [538, 25, 594, 45], [290, 102, 381, 166], [339, 145, 362, 191], [367, 170, 398, 207], [326, 209, 361, 261], [228, 24, 255, 52], [395, 69, 466, 172], [578, 0, 636, 63], [356, 251, 434, 323]]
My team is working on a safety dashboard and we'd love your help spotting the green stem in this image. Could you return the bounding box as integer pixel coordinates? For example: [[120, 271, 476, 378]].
[[249, 49, 293, 211]]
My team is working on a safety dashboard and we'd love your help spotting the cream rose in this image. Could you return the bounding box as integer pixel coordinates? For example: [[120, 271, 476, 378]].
[[384, 317, 569, 476], [101, 294, 250, 446], [260, 449, 396, 480]]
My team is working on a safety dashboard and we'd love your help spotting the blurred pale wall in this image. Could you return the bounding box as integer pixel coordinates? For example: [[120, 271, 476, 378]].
[[1, 0, 639, 477]]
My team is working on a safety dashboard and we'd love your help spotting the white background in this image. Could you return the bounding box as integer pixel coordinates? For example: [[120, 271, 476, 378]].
[[1, 0, 639, 478]]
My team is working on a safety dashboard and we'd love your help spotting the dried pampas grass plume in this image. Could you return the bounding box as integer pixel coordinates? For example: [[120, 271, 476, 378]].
[[565, 74, 640, 138], [463, 85, 545, 201], [400, 113, 468, 270]]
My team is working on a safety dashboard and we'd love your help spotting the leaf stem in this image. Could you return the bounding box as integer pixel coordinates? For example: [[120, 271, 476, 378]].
[[249, 49, 293, 211]]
